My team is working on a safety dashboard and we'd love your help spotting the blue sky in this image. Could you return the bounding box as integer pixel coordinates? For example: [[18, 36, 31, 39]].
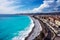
[[13, 0, 43, 10], [0, 0, 60, 14]]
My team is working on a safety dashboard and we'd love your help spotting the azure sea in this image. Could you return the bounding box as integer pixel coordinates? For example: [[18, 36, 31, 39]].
[[0, 15, 32, 40]]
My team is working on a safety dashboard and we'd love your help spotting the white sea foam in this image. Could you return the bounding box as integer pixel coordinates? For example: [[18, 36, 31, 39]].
[[12, 16, 34, 40]]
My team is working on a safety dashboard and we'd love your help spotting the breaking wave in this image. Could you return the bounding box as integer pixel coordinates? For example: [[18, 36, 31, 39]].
[[12, 16, 34, 40]]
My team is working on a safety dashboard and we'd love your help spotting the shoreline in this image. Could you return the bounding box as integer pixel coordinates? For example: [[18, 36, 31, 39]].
[[25, 16, 42, 40], [12, 16, 34, 40], [25, 16, 36, 40]]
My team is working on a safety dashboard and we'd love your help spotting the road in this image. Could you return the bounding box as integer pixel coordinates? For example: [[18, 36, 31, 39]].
[[33, 16, 56, 40], [26, 16, 60, 40]]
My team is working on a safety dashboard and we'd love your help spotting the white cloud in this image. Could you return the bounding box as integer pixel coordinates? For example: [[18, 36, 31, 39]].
[[0, 0, 14, 14], [0, 0, 60, 14], [32, 2, 49, 13], [0, 0, 24, 14], [32, 0, 60, 13], [57, 0, 60, 6]]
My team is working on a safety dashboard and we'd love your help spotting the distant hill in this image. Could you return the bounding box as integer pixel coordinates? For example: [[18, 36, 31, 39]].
[[19, 12, 60, 15], [0, 12, 60, 17]]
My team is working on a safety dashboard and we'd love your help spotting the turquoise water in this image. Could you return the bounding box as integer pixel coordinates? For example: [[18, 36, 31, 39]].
[[0, 15, 31, 40]]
